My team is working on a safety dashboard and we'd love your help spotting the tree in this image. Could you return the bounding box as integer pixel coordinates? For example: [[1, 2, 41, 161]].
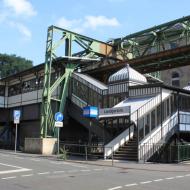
[[0, 53, 33, 78]]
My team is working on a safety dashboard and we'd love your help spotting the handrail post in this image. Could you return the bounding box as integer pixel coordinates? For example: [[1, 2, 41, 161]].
[[85, 145, 88, 161], [137, 110, 139, 161], [143, 143, 146, 163], [111, 147, 114, 166]]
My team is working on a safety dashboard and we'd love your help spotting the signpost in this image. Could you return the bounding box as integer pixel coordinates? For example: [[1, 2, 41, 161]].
[[54, 112, 64, 154], [83, 106, 98, 145], [13, 110, 21, 153]]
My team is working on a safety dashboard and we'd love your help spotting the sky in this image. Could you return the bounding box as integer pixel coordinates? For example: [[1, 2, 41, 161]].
[[0, 0, 190, 65]]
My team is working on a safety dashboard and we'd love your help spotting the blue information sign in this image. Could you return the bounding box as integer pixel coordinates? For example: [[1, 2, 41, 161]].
[[83, 106, 98, 118], [13, 110, 21, 119], [54, 112, 64, 122]]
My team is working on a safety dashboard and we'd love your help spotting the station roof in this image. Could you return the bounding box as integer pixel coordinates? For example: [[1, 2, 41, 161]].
[[108, 65, 147, 84], [73, 72, 108, 90]]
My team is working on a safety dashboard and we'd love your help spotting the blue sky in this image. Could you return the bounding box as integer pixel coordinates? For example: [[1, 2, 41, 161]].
[[0, 0, 190, 65]]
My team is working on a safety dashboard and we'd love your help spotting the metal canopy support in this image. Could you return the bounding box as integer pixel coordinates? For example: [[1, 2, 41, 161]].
[[40, 26, 118, 138]]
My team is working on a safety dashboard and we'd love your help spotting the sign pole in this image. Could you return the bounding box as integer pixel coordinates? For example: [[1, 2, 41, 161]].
[[57, 127, 60, 155], [54, 112, 64, 155], [15, 123, 18, 153]]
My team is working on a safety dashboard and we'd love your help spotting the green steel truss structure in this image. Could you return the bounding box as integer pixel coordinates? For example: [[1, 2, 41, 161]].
[[114, 15, 190, 59], [41, 16, 190, 137], [115, 15, 190, 77], [40, 26, 118, 137], [86, 16, 190, 76]]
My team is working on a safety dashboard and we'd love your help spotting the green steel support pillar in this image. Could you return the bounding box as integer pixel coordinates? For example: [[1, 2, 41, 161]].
[[41, 27, 54, 138], [59, 64, 76, 112], [40, 25, 116, 138]]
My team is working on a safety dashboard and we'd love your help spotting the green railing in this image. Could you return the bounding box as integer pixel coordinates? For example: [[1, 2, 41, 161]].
[[146, 144, 190, 163]]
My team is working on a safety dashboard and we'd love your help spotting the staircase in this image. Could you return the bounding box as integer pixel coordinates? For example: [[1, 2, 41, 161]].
[[67, 98, 112, 142], [113, 132, 138, 161]]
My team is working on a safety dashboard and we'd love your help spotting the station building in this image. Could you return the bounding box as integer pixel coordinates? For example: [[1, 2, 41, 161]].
[[1, 16, 190, 162]]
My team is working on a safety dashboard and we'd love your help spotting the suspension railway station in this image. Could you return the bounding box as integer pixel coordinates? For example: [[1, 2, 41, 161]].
[[1, 16, 190, 162]]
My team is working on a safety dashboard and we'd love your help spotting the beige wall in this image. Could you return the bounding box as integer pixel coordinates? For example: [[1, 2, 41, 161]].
[[160, 65, 190, 88]]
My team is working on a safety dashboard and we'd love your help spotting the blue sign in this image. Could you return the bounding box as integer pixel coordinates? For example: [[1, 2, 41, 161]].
[[83, 106, 98, 118], [13, 110, 21, 119], [54, 112, 64, 122]]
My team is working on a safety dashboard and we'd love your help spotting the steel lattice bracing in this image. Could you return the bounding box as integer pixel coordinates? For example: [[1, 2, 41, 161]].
[[85, 16, 190, 76], [114, 15, 190, 60], [40, 26, 119, 138]]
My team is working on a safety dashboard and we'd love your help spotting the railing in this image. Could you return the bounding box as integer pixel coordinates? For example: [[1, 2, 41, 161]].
[[71, 94, 87, 109], [104, 124, 135, 159], [139, 112, 178, 161], [138, 143, 190, 163], [131, 89, 172, 123], [72, 73, 108, 95], [129, 86, 161, 98], [103, 91, 170, 160], [130, 93, 163, 125]]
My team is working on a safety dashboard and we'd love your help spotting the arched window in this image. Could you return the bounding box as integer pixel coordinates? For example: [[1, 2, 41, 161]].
[[171, 71, 180, 87]]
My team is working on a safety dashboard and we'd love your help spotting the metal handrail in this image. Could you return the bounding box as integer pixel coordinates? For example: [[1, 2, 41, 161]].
[[139, 113, 179, 161]]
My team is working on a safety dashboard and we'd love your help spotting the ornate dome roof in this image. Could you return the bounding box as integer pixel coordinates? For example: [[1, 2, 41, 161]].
[[108, 65, 147, 84]]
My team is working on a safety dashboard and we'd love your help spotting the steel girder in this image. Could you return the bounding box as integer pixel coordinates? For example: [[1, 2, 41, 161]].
[[40, 26, 119, 138], [113, 16, 190, 60]]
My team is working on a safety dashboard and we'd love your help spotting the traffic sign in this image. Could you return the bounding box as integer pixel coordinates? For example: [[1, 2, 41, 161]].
[[13, 110, 21, 153], [14, 110, 21, 119], [54, 112, 64, 155], [13, 110, 21, 124], [55, 121, 63, 128], [54, 112, 64, 122], [14, 119, 20, 124]]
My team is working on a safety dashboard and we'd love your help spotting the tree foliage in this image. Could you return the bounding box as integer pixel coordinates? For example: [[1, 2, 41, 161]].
[[0, 53, 33, 78]]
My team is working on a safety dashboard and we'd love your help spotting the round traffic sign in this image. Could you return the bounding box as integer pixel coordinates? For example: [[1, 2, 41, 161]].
[[54, 112, 64, 122]]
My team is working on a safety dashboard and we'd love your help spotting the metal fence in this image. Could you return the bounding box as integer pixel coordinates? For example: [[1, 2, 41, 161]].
[[56, 142, 190, 164], [58, 142, 114, 165], [141, 143, 190, 163]]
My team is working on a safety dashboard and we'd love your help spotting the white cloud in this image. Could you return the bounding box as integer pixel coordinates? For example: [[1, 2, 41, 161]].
[[3, 0, 37, 17], [84, 16, 120, 29], [55, 15, 120, 33], [0, 0, 36, 40], [9, 21, 32, 40], [56, 17, 82, 30]]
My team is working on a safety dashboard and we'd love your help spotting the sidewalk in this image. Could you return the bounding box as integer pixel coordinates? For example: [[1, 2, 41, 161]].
[[1, 149, 190, 172], [66, 156, 190, 172]]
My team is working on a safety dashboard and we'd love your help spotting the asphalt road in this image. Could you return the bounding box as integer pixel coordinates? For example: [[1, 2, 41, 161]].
[[0, 151, 190, 190]]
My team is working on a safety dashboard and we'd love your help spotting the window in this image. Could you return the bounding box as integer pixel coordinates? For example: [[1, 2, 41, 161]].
[[170, 42, 178, 49], [171, 71, 180, 87], [8, 84, 21, 96]]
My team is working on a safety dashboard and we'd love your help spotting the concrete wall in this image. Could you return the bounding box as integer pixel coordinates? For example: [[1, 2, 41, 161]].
[[24, 138, 57, 155]]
